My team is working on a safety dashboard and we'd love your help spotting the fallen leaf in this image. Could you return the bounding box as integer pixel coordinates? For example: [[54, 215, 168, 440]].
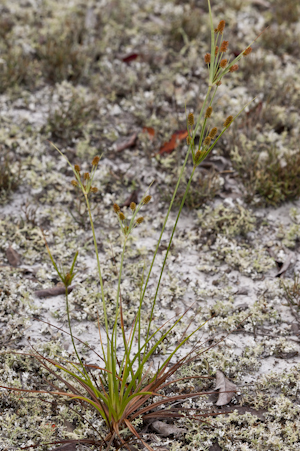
[[143, 126, 155, 139], [275, 253, 293, 277], [236, 288, 250, 297], [250, 0, 270, 8], [158, 130, 188, 155], [151, 420, 187, 438], [114, 133, 137, 152], [291, 323, 300, 335], [121, 189, 139, 208], [34, 285, 75, 298], [215, 370, 237, 406], [209, 443, 222, 451], [6, 245, 21, 267], [122, 53, 139, 63], [50, 445, 77, 451]]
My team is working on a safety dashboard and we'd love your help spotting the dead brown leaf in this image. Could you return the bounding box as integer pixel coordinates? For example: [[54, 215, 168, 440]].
[[143, 126, 155, 140], [114, 133, 137, 152], [6, 245, 21, 266], [34, 285, 75, 298], [158, 130, 188, 155], [215, 370, 237, 406], [121, 189, 139, 208], [151, 420, 187, 438], [275, 253, 293, 277]]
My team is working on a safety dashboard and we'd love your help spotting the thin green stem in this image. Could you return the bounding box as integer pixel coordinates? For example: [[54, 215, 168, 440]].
[[65, 287, 88, 378], [130, 144, 192, 368], [144, 166, 196, 348], [84, 194, 109, 339]]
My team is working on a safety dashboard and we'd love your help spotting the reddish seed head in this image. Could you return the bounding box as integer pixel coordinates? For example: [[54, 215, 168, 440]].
[[205, 106, 213, 118], [84, 172, 90, 180], [188, 112, 194, 126], [243, 46, 252, 56], [143, 195, 151, 205], [194, 150, 201, 163], [216, 80, 222, 86], [209, 127, 218, 139], [215, 46, 219, 56], [220, 40, 229, 52], [220, 58, 227, 68], [113, 203, 120, 213], [204, 53, 211, 64], [204, 136, 211, 146], [229, 64, 239, 72], [223, 115, 233, 127], [217, 20, 225, 34], [92, 156, 100, 166]]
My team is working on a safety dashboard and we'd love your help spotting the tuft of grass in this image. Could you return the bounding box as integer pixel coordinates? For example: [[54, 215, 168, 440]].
[[36, 16, 89, 84], [271, 0, 300, 25], [232, 146, 300, 206], [261, 25, 300, 58], [0, 153, 21, 203], [2, 2, 262, 449], [46, 86, 95, 142], [160, 168, 221, 210], [169, 8, 205, 49], [0, 46, 34, 94]]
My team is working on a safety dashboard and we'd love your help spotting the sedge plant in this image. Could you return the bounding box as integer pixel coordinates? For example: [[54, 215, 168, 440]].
[[1, 2, 263, 449]]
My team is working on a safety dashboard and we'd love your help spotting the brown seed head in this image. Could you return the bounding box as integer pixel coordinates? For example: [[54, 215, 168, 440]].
[[209, 127, 218, 139], [216, 81, 222, 86], [84, 172, 90, 180], [243, 46, 252, 56], [217, 20, 225, 34], [92, 156, 100, 166], [223, 115, 233, 127], [220, 40, 229, 52], [143, 195, 151, 205], [113, 203, 120, 213], [130, 202, 136, 211], [204, 136, 211, 146], [194, 150, 202, 163], [71, 180, 78, 187], [91, 187, 98, 193], [229, 64, 239, 72], [187, 113, 194, 127], [215, 46, 219, 56], [220, 58, 227, 68], [205, 106, 213, 118], [136, 217, 144, 224], [204, 53, 211, 64], [74, 164, 80, 173], [119, 212, 125, 221], [64, 273, 72, 287]]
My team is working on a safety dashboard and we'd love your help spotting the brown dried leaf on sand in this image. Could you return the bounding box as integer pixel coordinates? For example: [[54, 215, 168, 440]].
[[34, 285, 75, 298], [6, 245, 21, 266], [151, 420, 187, 438], [114, 133, 137, 152], [215, 370, 237, 406]]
